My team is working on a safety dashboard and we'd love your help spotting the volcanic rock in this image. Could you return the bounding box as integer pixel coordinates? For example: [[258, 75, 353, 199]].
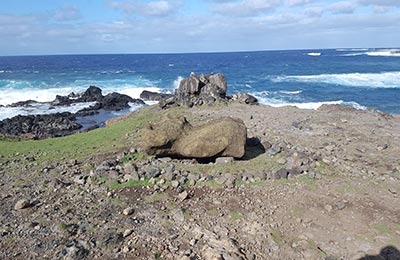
[[232, 93, 258, 105], [140, 90, 173, 101], [140, 115, 247, 159], [0, 112, 82, 139], [174, 72, 227, 107]]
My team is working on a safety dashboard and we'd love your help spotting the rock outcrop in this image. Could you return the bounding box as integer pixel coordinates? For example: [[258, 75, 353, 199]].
[[2, 86, 146, 139], [157, 72, 258, 109], [140, 115, 247, 159], [51, 86, 145, 112], [174, 72, 227, 107], [232, 93, 258, 105], [0, 112, 82, 139], [140, 90, 173, 101]]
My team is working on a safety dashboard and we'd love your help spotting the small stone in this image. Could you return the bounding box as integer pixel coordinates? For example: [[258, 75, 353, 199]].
[[189, 238, 197, 246], [277, 158, 287, 165], [178, 190, 189, 201], [14, 199, 30, 210], [123, 229, 134, 238], [324, 204, 333, 212], [171, 180, 180, 188], [122, 246, 130, 253], [123, 207, 134, 216], [147, 167, 161, 178], [179, 256, 190, 260], [335, 202, 346, 210], [215, 157, 234, 164], [149, 178, 156, 185]]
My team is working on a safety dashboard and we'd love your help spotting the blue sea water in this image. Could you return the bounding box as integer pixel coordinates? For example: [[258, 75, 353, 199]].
[[0, 48, 400, 119]]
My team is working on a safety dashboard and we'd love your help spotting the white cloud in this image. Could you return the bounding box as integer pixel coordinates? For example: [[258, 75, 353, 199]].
[[109, 0, 183, 17], [210, 0, 282, 17], [328, 1, 357, 14], [358, 0, 400, 7], [286, 0, 314, 7], [53, 4, 81, 21]]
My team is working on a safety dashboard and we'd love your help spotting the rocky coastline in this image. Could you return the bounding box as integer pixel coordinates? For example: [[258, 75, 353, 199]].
[[1, 73, 400, 260]]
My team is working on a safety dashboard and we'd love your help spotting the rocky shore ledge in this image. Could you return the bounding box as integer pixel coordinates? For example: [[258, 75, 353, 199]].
[[1, 73, 400, 260], [0, 72, 257, 140]]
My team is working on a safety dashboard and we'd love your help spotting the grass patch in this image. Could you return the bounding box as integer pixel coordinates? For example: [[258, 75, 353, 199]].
[[270, 229, 286, 246], [373, 223, 392, 234], [0, 106, 157, 164], [227, 212, 243, 221], [207, 208, 219, 216]]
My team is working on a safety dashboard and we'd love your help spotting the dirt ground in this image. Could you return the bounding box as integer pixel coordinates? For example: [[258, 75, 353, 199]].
[[1, 102, 399, 260]]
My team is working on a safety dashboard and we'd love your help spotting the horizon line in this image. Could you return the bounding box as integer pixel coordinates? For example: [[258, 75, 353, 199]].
[[1, 46, 399, 58]]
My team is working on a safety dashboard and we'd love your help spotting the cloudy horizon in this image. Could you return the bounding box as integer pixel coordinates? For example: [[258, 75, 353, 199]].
[[0, 0, 399, 56]]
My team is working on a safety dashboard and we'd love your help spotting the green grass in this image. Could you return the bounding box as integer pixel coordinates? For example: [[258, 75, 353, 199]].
[[0, 106, 157, 164], [227, 211, 243, 221], [373, 223, 392, 234]]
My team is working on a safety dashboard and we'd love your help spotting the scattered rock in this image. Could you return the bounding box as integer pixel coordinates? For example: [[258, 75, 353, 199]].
[[123, 207, 134, 216], [215, 157, 234, 164], [14, 199, 31, 210], [232, 93, 258, 105], [178, 190, 189, 201]]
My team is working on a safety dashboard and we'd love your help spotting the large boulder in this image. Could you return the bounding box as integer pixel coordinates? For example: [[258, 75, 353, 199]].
[[174, 72, 227, 107], [79, 86, 103, 102], [139, 115, 247, 159]]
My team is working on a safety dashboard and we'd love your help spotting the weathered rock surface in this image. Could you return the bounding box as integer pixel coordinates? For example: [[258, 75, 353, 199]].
[[174, 72, 227, 107], [140, 90, 174, 101], [232, 93, 258, 105], [0, 112, 82, 139], [140, 115, 247, 159]]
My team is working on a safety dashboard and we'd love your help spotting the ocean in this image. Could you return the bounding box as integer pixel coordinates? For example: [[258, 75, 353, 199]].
[[1, 48, 400, 120]]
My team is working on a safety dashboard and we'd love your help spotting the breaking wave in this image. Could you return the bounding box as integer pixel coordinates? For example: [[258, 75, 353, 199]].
[[340, 49, 400, 57], [0, 78, 161, 106], [272, 71, 400, 88]]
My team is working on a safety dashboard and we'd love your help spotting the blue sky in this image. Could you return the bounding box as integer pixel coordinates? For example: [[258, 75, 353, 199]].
[[0, 0, 399, 55]]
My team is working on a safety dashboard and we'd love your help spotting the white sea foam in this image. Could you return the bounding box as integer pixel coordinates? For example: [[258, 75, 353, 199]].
[[279, 90, 302, 95], [0, 76, 162, 106], [173, 76, 184, 89], [272, 71, 400, 88], [307, 52, 321, 56], [0, 86, 77, 106], [340, 49, 400, 57], [253, 96, 366, 110], [366, 49, 400, 57], [0, 102, 96, 120], [336, 48, 369, 52]]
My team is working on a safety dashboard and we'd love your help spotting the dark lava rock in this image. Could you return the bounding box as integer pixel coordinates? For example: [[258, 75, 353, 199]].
[[79, 86, 103, 102], [0, 112, 82, 139], [232, 93, 258, 105], [174, 72, 227, 107], [8, 100, 40, 107], [140, 90, 173, 101]]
